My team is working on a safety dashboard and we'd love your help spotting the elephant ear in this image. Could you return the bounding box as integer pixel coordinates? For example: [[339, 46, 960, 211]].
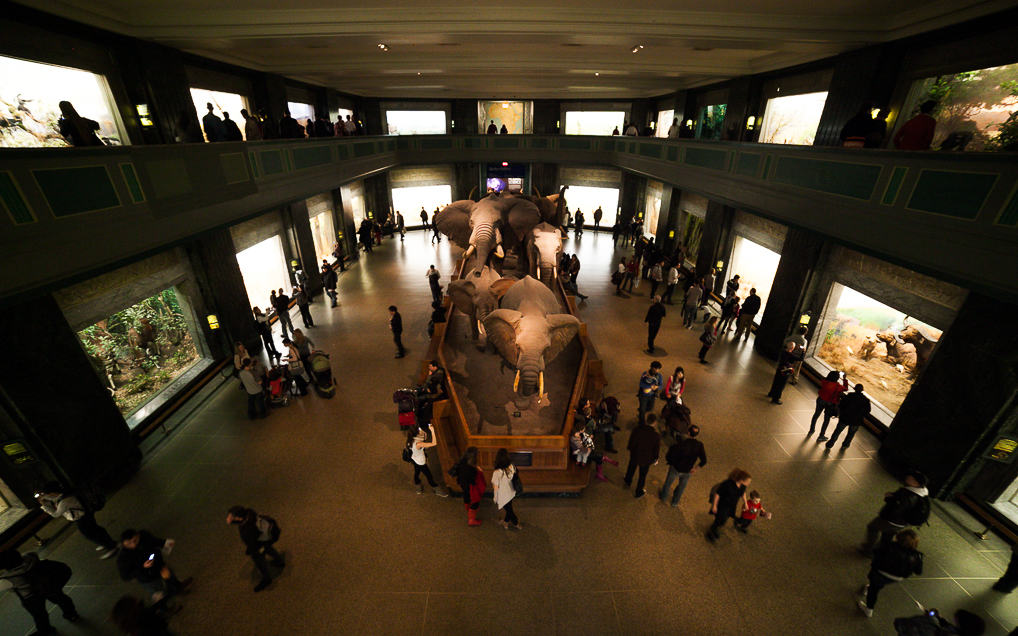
[[503, 197, 542, 243], [434, 201, 474, 250], [545, 314, 580, 364], [446, 279, 477, 316], [488, 277, 518, 302], [483, 308, 522, 365]]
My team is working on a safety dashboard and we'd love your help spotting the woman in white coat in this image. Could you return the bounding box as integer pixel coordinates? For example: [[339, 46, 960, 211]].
[[491, 448, 521, 529]]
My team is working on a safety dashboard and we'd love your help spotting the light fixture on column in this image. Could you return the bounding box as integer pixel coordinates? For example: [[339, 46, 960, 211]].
[[799, 310, 813, 326], [745, 115, 756, 131], [715, 259, 724, 271], [206, 314, 220, 330]]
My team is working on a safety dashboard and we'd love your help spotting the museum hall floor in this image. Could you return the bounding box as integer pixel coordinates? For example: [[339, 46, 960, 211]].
[[1, 230, 1015, 635]]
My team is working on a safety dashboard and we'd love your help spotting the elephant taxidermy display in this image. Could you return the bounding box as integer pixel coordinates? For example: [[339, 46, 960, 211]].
[[526, 222, 565, 287], [446, 266, 503, 341], [433, 191, 542, 272], [528, 186, 568, 227], [483, 276, 580, 399]]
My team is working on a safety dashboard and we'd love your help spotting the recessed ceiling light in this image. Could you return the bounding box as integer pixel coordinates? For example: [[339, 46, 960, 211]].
[[595, 72, 600, 77], [631, 45, 644, 53], [377, 43, 389, 51], [417, 72, 421, 76]]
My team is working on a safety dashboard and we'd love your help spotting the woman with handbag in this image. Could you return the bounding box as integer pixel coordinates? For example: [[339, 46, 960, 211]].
[[697, 316, 719, 363], [492, 448, 522, 530]]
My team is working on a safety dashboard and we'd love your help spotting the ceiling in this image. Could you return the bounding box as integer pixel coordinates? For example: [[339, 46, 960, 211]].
[[22, 0, 1018, 98]]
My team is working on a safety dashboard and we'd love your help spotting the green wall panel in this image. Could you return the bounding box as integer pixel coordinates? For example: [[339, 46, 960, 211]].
[[881, 166, 908, 205], [33, 166, 120, 217], [292, 145, 332, 170], [907, 170, 997, 219], [119, 163, 145, 203], [219, 153, 249, 184], [998, 186, 1018, 226], [352, 142, 376, 157], [529, 138, 548, 149], [493, 137, 519, 149], [0, 171, 34, 224], [638, 144, 662, 158], [771, 157, 879, 200], [735, 153, 761, 177], [259, 150, 284, 175], [421, 138, 454, 150], [667, 147, 679, 162], [559, 138, 592, 151], [464, 138, 481, 149], [684, 147, 728, 171]]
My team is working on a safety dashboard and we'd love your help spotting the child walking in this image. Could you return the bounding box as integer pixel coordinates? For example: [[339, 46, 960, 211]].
[[734, 490, 772, 532]]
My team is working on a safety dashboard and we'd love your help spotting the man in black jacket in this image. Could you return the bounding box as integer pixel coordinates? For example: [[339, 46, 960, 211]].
[[389, 305, 405, 358], [117, 529, 191, 604], [227, 506, 284, 592], [860, 471, 930, 554], [644, 296, 666, 354], [659, 425, 707, 506], [321, 264, 339, 308], [272, 288, 294, 338], [734, 288, 761, 341], [0, 549, 79, 634], [826, 384, 871, 450], [624, 414, 661, 498]]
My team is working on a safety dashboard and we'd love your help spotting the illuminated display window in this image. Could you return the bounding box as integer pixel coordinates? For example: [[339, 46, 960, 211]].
[[385, 110, 447, 135], [562, 185, 619, 228], [656, 110, 675, 138], [814, 283, 942, 416], [190, 88, 249, 141], [76, 287, 207, 425], [758, 91, 829, 145], [727, 236, 780, 315], [896, 61, 1018, 151], [236, 236, 290, 313], [696, 104, 726, 140], [391, 185, 453, 221], [564, 111, 625, 136], [478, 101, 532, 134], [287, 101, 315, 127], [0, 54, 125, 148]]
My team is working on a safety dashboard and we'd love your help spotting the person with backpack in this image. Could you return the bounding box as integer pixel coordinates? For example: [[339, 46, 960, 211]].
[[404, 424, 448, 497], [858, 529, 924, 617], [36, 481, 118, 559], [227, 506, 285, 592], [861, 470, 931, 554], [0, 548, 79, 634]]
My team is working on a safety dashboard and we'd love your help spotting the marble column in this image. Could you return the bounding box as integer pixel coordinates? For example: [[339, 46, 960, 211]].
[[694, 201, 732, 281], [288, 200, 323, 295], [186, 228, 260, 357], [0, 295, 139, 488], [755, 227, 826, 359], [881, 292, 1018, 495]]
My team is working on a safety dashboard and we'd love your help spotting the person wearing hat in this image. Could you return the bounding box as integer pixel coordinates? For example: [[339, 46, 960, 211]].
[[226, 506, 284, 592], [860, 470, 930, 554]]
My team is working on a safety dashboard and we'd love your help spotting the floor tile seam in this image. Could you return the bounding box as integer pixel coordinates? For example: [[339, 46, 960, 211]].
[[420, 591, 429, 636]]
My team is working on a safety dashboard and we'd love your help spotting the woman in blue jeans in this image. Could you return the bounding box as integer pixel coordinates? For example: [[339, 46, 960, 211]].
[[659, 425, 706, 506]]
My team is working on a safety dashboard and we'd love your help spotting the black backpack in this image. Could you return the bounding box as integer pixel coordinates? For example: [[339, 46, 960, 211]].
[[76, 484, 106, 513], [255, 515, 281, 543], [28, 560, 72, 594], [401, 442, 413, 463], [904, 493, 931, 526]]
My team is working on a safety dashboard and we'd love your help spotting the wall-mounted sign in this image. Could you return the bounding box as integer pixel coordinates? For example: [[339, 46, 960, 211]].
[[206, 314, 220, 330], [984, 436, 1018, 463], [3, 440, 36, 465]]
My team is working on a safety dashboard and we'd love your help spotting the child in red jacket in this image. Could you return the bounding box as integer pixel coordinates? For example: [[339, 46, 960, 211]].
[[735, 490, 772, 532]]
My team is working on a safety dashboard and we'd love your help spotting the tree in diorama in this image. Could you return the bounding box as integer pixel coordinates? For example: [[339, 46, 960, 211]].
[[919, 64, 1018, 151]]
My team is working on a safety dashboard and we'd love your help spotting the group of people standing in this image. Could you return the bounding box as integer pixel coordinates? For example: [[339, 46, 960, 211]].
[[200, 102, 363, 143]]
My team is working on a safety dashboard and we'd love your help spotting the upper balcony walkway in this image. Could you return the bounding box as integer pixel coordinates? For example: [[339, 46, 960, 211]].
[[1, 135, 1016, 300]]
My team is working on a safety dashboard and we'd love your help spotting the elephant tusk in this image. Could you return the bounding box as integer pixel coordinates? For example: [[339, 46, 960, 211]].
[[494, 228, 504, 258], [553, 265, 557, 281], [468, 186, 478, 201], [532, 186, 542, 198], [513, 370, 520, 393], [539, 371, 544, 397], [463, 244, 476, 259]]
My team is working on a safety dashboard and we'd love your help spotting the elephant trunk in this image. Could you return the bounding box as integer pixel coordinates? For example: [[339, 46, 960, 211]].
[[538, 264, 554, 286], [517, 353, 542, 396], [469, 223, 495, 268]]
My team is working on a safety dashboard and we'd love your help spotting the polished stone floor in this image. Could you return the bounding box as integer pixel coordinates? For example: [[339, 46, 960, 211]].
[[2, 230, 1015, 635]]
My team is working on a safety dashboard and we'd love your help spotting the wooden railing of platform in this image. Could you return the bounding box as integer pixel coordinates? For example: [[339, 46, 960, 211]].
[[421, 258, 607, 493]]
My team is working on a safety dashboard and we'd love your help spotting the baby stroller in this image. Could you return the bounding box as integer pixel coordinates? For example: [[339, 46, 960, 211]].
[[392, 388, 418, 430], [661, 399, 692, 441], [266, 367, 290, 407], [308, 351, 335, 398]]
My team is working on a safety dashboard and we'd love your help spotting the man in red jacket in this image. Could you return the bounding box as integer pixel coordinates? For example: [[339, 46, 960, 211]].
[[893, 100, 937, 150]]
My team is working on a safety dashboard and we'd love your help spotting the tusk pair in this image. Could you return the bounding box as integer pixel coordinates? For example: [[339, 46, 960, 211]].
[[513, 370, 520, 393]]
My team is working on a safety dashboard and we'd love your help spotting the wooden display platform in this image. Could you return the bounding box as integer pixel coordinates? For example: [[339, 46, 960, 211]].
[[420, 261, 607, 494]]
